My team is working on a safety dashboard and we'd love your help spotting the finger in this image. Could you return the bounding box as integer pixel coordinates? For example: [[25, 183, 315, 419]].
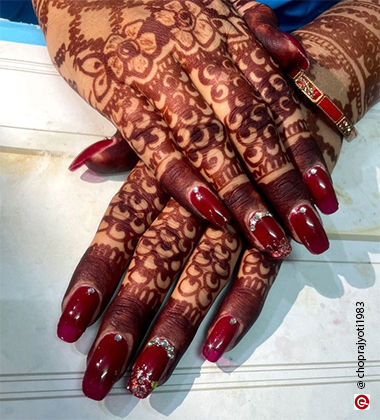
[[135, 61, 291, 257], [127, 224, 242, 398], [69, 130, 139, 174], [203, 247, 281, 362], [82, 199, 204, 400], [57, 162, 168, 343], [95, 79, 230, 227], [230, 1, 309, 71], [227, 17, 339, 217], [174, 41, 326, 254]]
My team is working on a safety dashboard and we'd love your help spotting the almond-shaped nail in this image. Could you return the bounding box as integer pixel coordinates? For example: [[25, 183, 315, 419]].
[[69, 139, 114, 171], [57, 286, 100, 343], [282, 33, 310, 70], [189, 186, 230, 227], [82, 333, 128, 401], [202, 316, 240, 363], [128, 338, 174, 399], [304, 166, 339, 215], [289, 204, 329, 254], [249, 212, 291, 258]]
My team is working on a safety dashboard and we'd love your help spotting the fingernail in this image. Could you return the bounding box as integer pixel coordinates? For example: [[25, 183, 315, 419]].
[[190, 186, 230, 227], [202, 316, 240, 363], [82, 333, 128, 401], [128, 338, 174, 399], [283, 33, 310, 70], [68, 139, 114, 171], [249, 212, 291, 258], [57, 286, 100, 343], [304, 166, 339, 215], [289, 204, 329, 254]]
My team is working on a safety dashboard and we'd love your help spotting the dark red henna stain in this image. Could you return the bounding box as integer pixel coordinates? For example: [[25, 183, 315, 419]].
[[207, 248, 281, 353]]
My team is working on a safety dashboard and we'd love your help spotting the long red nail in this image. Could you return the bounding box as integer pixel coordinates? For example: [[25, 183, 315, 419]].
[[282, 33, 310, 70], [82, 333, 128, 401], [249, 212, 291, 258], [57, 286, 100, 343], [289, 205, 329, 254], [128, 338, 174, 399], [190, 186, 230, 227], [304, 167, 339, 215], [202, 316, 239, 363], [69, 139, 114, 171]]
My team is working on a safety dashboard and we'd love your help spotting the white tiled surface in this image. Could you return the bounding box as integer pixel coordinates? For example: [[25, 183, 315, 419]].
[[0, 41, 379, 420]]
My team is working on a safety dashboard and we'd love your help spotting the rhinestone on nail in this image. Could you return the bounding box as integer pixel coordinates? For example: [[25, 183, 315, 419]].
[[310, 168, 317, 175], [229, 318, 237, 325], [299, 206, 307, 214], [114, 334, 122, 342], [87, 287, 95, 295], [249, 211, 272, 232], [147, 337, 175, 359]]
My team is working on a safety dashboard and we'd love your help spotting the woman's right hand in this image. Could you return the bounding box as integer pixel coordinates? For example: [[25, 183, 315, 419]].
[[33, 0, 337, 257]]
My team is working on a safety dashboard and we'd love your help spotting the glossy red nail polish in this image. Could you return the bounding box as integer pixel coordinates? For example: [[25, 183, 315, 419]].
[[189, 186, 230, 227], [283, 33, 310, 70], [82, 333, 128, 401], [69, 139, 114, 171], [249, 213, 291, 258], [304, 167, 339, 215], [57, 286, 100, 343], [289, 205, 329, 254], [128, 343, 171, 399], [202, 316, 240, 363]]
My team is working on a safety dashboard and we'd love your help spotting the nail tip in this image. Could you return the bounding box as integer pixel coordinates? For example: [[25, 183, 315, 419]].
[[202, 348, 221, 363], [57, 322, 83, 343], [318, 201, 339, 215], [68, 160, 85, 172], [82, 382, 108, 401]]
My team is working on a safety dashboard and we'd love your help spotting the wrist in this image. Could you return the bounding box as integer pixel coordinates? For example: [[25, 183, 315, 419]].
[[292, 0, 380, 125]]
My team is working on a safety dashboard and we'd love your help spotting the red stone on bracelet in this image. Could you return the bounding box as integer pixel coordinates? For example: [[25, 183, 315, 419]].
[[289, 68, 357, 141]]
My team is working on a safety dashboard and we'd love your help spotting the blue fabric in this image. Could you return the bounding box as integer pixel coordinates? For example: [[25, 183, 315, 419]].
[[0, 0, 341, 45], [0, 18, 45, 45], [260, 0, 341, 31]]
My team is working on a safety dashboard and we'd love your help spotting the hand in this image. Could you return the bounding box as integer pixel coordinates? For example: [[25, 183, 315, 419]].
[[54, 0, 379, 404], [33, 0, 337, 257]]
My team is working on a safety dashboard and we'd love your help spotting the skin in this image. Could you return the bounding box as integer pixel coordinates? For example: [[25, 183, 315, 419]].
[[42, 0, 379, 401], [32, 0, 337, 257]]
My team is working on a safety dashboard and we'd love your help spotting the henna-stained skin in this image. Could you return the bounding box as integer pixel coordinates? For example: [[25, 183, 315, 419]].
[[82, 199, 205, 400], [128, 223, 242, 398], [55, 0, 379, 402], [57, 162, 168, 342], [32, 0, 333, 255], [204, 0, 380, 360]]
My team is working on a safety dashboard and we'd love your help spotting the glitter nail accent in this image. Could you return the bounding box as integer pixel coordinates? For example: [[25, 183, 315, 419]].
[[114, 334, 122, 342], [147, 337, 175, 359], [249, 211, 272, 232]]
